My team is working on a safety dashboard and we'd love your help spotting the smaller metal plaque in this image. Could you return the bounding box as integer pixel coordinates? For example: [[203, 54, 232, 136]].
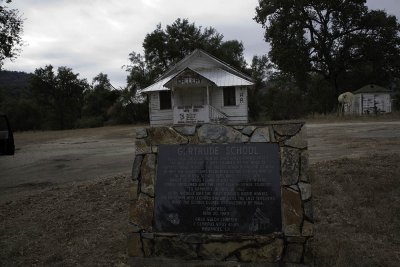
[[154, 143, 281, 234]]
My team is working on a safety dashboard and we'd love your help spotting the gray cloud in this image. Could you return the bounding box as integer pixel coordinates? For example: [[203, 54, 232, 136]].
[[3, 0, 399, 88]]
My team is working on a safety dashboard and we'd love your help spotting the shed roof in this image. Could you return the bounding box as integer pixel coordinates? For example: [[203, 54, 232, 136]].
[[354, 84, 391, 94]]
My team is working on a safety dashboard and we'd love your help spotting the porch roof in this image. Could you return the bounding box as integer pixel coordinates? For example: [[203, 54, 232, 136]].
[[141, 67, 253, 93], [141, 75, 175, 93], [196, 68, 253, 87]]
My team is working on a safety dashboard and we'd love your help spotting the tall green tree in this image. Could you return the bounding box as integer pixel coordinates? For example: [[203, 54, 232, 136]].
[[0, 0, 23, 69], [249, 55, 272, 120], [31, 65, 88, 129], [126, 18, 248, 90], [340, 10, 400, 90], [126, 52, 155, 92], [0, 71, 40, 130], [107, 86, 148, 124], [255, 0, 400, 102], [261, 73, 307, 120], [82, 72, 119, 122]]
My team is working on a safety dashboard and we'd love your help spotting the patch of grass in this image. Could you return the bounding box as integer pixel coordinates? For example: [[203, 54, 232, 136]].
[[312, 153, 400, 267]]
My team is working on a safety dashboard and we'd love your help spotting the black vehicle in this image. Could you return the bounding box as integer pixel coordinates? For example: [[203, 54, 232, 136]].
[[0, 115, 15, 155]]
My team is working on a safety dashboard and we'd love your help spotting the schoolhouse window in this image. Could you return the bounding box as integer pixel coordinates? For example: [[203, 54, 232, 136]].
[[223, 87, 236, 106], [159, 91, 172, 110]]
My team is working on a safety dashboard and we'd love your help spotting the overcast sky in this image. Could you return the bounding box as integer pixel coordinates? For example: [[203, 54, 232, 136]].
[[2, 0, 400, 88]]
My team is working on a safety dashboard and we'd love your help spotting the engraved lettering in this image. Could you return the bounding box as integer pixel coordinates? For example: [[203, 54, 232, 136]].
[[154, 144, 282, 234]]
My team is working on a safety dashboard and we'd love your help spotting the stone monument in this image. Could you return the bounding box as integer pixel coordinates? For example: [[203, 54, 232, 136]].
[[129, 122, 313, 266]]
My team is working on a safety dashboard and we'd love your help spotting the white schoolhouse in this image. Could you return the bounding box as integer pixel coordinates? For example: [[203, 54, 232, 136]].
[[142, 49, 254, 126]]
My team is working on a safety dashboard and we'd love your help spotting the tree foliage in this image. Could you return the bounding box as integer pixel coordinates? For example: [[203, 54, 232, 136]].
[[0, 0, 23, 69], [255, 0, 400, 102], [263, 74, 306, 120], [0, 68, 150, 130], [82, 73, 119, 122], [107, 86, 149, 124], [126, 18, 248, 90], [248, 55, 272, 120], [0, 71, 39, 130], [30, 65, 88, 129]]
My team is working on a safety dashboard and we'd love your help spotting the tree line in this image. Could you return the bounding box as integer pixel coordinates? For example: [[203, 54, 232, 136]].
[[1, 0, 400, 131], [0, 68, 148, 131]]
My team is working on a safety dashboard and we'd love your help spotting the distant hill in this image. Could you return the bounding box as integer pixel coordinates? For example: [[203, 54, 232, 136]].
[[0, 70, 33, 97]]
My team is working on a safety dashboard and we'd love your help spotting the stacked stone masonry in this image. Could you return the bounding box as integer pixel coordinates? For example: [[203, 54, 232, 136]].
[[129, 122, 313, 267]]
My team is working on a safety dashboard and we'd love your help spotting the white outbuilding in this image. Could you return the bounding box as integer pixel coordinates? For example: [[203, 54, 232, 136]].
[[141, 49, 254, 126], [352, 84, 392, 115]]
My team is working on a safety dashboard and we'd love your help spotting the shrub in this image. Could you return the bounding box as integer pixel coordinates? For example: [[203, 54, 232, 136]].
[[75, 116, 104, 129]]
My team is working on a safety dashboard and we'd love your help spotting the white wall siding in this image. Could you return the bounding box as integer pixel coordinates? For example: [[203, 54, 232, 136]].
[[359, 93, 392, 114], [149, 92, 159, 111], [150, 110, 173, 126], [210, 86, 223, 108], [210, 86, 248, 123], [351, 93, 392, 115], [149, 92, 173, 126], [174, 87, 206, 106], [353, 94, 361, 115]]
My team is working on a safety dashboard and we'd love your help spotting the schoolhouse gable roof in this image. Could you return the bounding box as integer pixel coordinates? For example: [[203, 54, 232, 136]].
[[158, 49, 252, 82], [141, 49, 253, 93]]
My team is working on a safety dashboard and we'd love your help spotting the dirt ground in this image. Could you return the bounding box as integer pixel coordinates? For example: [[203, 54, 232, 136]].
[[1, 121, 400, 266], [0, 125, 137, 202]]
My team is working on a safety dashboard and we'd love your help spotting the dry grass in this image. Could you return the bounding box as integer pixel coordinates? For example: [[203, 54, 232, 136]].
[[0, 175, 130, 266], [305, 111, 400, 124], [312, 154, 400, 267]]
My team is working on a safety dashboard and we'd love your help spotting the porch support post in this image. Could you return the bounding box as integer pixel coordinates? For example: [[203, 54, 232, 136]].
[[171, 87, 175, 108], [206, 86, 210, 105]]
